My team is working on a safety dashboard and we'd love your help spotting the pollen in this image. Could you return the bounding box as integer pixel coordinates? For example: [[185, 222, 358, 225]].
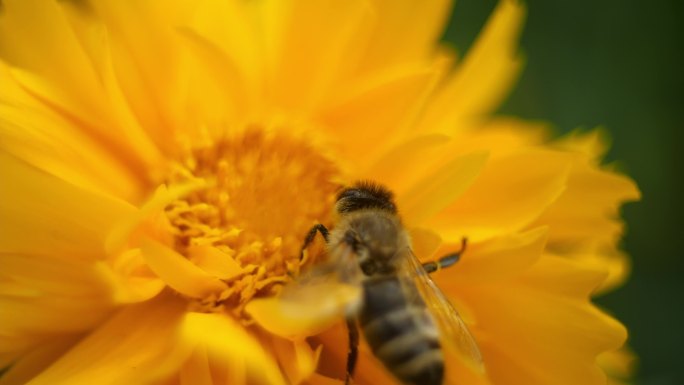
[[164, 128, 340, 316]]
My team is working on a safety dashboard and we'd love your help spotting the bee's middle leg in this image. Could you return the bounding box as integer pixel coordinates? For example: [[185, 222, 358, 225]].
[[422, 238, 467, 273], [345, 317, 359, 385]]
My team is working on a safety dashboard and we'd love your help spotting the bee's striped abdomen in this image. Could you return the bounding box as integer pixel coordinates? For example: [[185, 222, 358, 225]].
[[360, 277, 444, 385]]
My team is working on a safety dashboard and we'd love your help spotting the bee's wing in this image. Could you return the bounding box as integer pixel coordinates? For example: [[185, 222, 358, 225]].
[[294, 241, 364, 287], [398, 248, 484, 371], [246, 242, 363, 337]]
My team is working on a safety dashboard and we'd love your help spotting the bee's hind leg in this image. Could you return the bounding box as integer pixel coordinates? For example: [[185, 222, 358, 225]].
[[299, 224, 330, 260], [422, 238, 467, 274], [345, 317, 359, 385]]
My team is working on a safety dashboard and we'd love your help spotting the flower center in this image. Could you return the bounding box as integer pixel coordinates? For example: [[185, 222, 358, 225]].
[[164, 128, 341, 316]]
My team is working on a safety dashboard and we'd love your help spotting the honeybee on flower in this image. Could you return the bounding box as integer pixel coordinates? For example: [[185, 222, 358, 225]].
[[0, 1, 638, 385]]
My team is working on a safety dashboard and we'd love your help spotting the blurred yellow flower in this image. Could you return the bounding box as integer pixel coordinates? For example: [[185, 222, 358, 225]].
[[0, 0, 639, 385]]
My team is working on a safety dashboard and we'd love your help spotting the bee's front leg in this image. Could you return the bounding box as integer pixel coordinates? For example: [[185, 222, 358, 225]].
[[345, 317, 359, 385], [299, 224, 330, 260]]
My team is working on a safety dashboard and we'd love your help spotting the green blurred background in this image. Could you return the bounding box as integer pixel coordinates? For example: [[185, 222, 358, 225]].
[[443, 1, 683, 384]]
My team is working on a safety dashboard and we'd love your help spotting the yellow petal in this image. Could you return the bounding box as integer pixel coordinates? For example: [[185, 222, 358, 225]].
[[187, 245, 245, 281], [263, 335, 321, 385], [362, 134, 453, 193], [0, 0, 105, 125], [0, 1, 161, 179], [26, 296, 192, 385], [188, 0, 263, 98], [427, 149, 571, 242], [398, 151, 488, 225], [435, 227, 548, 285], [0, 151, 134, 260], [0, 64, 144, 201], [445, 117, 549, 159], [176, 345, 250, 385], [553, 128, 611, 161], [598, 347, 637, 385], [74, 0, 203, 155], [180, 312, 288, 385], [321, 66, 442, 167], [0, 255, 115, 345], [373, 118, 546, 194], [105, 181, 206, 255], [264, 0, 372, 112], [409, 227, 443, 260], [178, 346, 213, 385], [140, 238, 227, 299], [175, 28, 251, 127], [531, 153, 640, 246], [59, 1, 167, 171], [0, 335, 80, 385], [549, 245, 630, 295], [422, 0, 525, 131], [454, 256, 626, 385], [98, 248, 166, 304], [358, 0, 453, 73], [526, 130, 640, 293]]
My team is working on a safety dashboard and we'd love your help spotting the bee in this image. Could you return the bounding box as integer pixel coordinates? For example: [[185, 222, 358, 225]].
[[290, 181, 483, 385]]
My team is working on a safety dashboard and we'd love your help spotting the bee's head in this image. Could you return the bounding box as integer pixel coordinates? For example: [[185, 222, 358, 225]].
[[335, 181, 397, 215]]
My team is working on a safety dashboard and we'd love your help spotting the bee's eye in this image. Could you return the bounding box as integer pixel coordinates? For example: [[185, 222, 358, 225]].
[[360, 260, 377, 275], [344, 230, 360, 252]]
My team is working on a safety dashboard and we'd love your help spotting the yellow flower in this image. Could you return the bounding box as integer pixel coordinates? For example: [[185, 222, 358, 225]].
[[0, 1, 639, 385]]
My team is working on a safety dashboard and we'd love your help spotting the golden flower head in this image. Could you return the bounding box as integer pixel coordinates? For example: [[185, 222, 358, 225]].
[[0, 0, 639, 384]]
